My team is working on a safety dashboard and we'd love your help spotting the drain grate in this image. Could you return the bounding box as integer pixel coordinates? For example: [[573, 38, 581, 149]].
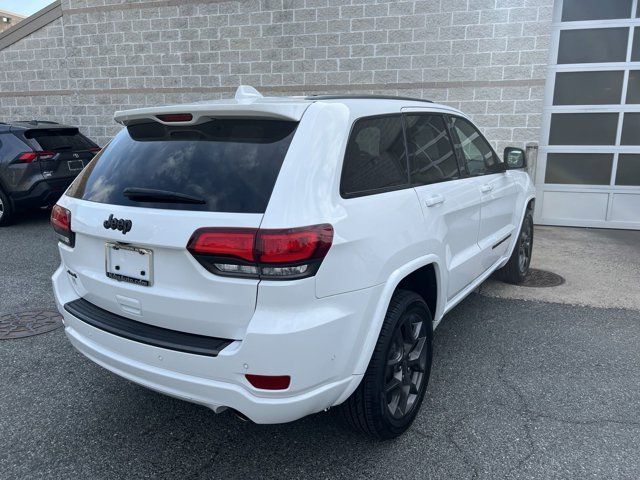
[[520, 269, 565, 288], [0, 310, 63, 339]]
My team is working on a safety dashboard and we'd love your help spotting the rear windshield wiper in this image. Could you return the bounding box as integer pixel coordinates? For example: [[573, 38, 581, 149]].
[[122, 187, 206, 205]]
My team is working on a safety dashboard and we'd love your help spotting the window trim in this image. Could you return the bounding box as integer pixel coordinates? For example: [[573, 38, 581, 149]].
[[339, 113, 411, 199], [446, 114, 503, 177], [403, 112, 463, 187]]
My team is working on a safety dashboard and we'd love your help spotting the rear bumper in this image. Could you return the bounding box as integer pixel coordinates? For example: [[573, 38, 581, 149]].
[[11, 177, 74, 208], [63, 317, 353, 423], [53, 265, 380, 424]]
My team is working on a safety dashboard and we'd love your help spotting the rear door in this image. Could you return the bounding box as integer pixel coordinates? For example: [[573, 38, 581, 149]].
[[449, 116, 519, 271], [23, 127, 98, 179], [404, 112, 483, 300], [61, 118, 298, 340]]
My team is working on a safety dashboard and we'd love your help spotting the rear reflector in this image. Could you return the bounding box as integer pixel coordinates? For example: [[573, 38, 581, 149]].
[[50, 205, 75, 247], [17, 151, 56, 163], [245, 374, 291, 390], [156, 113, 193, 122], [187, 224, 333, 280]]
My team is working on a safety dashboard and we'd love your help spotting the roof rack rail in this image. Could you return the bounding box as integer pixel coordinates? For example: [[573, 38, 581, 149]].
[[305, 94, 433, 103]]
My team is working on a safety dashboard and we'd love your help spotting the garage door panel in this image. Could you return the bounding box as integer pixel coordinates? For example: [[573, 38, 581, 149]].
[[538, 4, 640, 230], [609, 194, 640, 223], [541, 191, 609, 222]]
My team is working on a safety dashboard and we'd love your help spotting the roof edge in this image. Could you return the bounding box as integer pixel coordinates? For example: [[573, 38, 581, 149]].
[[0, 1, 62, 52]]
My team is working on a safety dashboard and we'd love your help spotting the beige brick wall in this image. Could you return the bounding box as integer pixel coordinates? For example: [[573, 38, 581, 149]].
[[1, 0, 553, 149]]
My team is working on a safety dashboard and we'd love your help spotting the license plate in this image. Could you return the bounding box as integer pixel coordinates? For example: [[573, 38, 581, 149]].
[[68, 160, 84, 171], [105, 243, 153, 286]]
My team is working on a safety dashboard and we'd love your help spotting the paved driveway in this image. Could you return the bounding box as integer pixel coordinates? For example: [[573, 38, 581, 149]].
[[1, 211, 639, 479]]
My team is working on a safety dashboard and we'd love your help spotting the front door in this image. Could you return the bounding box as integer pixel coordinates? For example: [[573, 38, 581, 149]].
[[449, 116, 518, 271]]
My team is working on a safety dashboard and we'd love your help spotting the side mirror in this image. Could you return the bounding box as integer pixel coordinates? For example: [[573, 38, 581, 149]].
[[504, 147, 526, 169]]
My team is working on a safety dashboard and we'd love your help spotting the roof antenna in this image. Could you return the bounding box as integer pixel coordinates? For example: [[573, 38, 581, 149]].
[[235, 85, 263, 104]]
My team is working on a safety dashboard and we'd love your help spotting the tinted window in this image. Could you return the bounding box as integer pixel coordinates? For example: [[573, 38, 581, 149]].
[[633, 28, 640, 62], [67, 119, 297, 213], [557, 28, 629, 64], [545, 153, 613, 185], [25, 128, 96, 151], [616, 154, 640, 186], [549, 113, 619, 145], [626, 71, 640, 104], [450, 116, 502, 176], [341, 115, 408, 196], [553, 71, 624, 105], [561, 0, 633, 21], [404, 114, 459, 185], [621, 113, 640, 145]]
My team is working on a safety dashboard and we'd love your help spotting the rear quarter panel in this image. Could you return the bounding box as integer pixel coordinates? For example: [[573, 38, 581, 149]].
[[263, 101, 448, 299]]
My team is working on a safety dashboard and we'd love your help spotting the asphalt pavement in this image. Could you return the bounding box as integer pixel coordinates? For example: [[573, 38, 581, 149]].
[[1, 210, 639, 479]]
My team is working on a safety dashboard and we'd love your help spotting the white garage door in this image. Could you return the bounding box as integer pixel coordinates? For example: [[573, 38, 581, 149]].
[[536, 0, 640, 229]]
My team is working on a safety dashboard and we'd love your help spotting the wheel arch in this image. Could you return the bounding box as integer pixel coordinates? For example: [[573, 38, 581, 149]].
[[347, 256, 443, 371], [333, 255, 444, 407], [500, 194, 536, 267]]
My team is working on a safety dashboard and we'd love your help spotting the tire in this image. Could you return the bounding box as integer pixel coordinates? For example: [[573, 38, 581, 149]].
[[0, 187, 14, 227], [497, 208, 534, 285], [338, 289, 433, 440]]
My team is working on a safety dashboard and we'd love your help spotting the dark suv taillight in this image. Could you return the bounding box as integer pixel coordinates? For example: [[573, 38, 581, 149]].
[[50, 205, 75, 247], [16, 151, 56, 163], [187, 224, 333, 280]]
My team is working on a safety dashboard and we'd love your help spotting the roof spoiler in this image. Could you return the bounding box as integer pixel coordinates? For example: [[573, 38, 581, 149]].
[[114, 86, 308, 126]]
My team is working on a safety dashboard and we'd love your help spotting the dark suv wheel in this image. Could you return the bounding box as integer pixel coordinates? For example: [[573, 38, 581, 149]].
[[339, 289, 433, 439], [0, 188, 14, 227], [497, 208, 534, 284]]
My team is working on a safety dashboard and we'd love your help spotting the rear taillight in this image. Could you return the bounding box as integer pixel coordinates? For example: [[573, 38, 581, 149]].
[[50, 205, 75, 247], [187, 224, 333, 280], [89, 147, 101, 153], [16, 151, 56, 163]]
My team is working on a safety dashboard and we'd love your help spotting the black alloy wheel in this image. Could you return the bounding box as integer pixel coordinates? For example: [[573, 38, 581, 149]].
[[518, 215, 533, 275], [384, 307, 429, 420]]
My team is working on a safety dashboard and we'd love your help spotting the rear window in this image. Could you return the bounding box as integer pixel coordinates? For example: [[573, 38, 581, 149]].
[[26, 128, 96, 151], [66, 119, 298, 213]]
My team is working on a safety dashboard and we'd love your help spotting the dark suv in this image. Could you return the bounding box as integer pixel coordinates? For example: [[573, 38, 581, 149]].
[[0, 120, 99, 226]]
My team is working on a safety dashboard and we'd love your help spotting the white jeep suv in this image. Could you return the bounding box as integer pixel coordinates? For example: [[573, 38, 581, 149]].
[[51, 86, 535, 439]]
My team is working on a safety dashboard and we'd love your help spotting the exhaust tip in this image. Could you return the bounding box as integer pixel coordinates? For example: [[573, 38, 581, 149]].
[[231, 409, 252, 423]]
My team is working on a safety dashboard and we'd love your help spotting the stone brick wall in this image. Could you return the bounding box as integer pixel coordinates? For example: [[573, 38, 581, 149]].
[[0, 0, 553, 150]]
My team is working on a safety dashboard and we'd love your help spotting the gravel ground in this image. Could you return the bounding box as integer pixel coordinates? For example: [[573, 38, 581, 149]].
[[1, 211, 639, 479]]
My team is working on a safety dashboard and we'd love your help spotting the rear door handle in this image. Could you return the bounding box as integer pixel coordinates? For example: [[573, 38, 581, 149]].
[[425, 194, 445, 207], [480, 184, 493, 193]]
